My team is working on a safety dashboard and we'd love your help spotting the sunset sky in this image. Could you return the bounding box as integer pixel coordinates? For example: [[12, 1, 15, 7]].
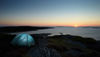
[[0, 0, 100, 26]]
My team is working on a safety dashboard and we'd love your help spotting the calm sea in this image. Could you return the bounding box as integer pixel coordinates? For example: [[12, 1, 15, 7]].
[[12, 27, 100, 40]]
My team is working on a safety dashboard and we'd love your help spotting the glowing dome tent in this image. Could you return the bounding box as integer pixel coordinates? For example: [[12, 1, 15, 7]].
[[11, 33, 35, 46]]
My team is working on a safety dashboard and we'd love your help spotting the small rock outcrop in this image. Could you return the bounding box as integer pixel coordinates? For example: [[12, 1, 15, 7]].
[[28, 47, 61, 57], [28, 36, 61, 57]]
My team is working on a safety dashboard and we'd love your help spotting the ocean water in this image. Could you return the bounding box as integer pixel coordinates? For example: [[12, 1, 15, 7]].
[[13, 27, 100, 40]]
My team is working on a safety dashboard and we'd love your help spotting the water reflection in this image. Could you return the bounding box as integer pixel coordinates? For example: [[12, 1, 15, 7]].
[[11, 27, 100, 40]]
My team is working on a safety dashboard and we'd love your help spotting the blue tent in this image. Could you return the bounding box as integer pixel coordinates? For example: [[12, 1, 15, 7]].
[[11, 33, 35, 46]]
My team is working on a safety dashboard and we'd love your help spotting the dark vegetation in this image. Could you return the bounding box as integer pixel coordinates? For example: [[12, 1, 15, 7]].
[[0, 26, 52, 33], [47, 35, 100, 57]]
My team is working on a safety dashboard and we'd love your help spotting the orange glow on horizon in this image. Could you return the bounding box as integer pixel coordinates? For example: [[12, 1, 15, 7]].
[[1, 21, 100, 27]]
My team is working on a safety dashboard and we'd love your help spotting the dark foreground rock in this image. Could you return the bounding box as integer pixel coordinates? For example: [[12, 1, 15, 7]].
[[29, 47, 61, 57], [28, 34, 61, 57], [0, 33, 100, 57]]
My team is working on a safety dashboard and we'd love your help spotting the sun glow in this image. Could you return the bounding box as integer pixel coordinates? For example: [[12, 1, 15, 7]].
[[74, 24, 79, 27]]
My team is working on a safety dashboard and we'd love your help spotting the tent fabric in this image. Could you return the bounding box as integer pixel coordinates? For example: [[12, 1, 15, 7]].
[[11, 33, 35, 46]]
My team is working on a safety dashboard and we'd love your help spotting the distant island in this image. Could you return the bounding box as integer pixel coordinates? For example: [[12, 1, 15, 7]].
[[80, 26, 100, 29], [55, 26, 100, 29], [0, 26, 53, 33]]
